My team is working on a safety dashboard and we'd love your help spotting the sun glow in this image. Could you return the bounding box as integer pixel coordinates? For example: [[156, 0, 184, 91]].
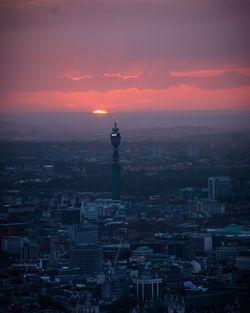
[[93, 109, 107, 114]]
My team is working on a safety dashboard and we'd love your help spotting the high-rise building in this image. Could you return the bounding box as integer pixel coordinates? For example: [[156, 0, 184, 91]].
[[208, 176, 231, 200], [70, 245, 102, 273], [81, 202, 97, 222], [215, 246, 238, 264], [21, 240, 40, 260], [76, 224, 98, 245], [190, 234, 213, 253], [61, 208, 81, 224], [110, 122, 121, 201]]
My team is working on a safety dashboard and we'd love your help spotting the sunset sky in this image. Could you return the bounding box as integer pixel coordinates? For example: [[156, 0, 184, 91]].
[[1, 0, 250, 113]]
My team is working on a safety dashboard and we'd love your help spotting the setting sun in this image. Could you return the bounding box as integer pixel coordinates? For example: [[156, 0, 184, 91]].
[[93, 109, 108, 114]]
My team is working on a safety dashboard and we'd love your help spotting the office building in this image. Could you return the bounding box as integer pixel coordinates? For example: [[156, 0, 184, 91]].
[[208, 176, 231, 200], [70, 245, 102, 274], [190, 234, 212, 253], [76, 224, 98, 245]]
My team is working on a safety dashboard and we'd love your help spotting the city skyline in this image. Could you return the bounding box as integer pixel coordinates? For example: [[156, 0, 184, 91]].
[[0, 2, 250, 311]]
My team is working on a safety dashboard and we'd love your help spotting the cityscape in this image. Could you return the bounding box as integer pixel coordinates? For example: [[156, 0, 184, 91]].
[[1, 0, 250, 312], [0, 117, 250, 312]]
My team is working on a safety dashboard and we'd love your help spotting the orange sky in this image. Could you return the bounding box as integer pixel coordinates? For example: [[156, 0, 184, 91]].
[[3, 85, 250, 113], [0, 0, 250, 113]]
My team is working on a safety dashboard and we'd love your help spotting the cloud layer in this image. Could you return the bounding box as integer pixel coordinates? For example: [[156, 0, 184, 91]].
[[1, 0, 250, 112]]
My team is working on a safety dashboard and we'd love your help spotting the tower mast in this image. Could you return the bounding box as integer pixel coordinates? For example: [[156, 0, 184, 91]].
[[110, 122, 121, 201]]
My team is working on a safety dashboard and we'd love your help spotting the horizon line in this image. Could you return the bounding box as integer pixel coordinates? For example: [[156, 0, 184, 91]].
[[1, 109, 250, 115]]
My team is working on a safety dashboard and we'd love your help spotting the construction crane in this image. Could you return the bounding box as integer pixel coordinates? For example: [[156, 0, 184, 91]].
[[113, 238, 123, 273]]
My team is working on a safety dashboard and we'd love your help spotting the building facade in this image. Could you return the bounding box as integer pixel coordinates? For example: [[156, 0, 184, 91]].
[[208, 176, 231, 200]]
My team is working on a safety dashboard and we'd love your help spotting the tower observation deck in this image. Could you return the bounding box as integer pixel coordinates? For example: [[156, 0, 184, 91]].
[[110, 122, 121, 201]]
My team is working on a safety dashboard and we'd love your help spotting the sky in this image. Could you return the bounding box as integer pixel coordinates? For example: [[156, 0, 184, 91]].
[[0, 0, 250, 113]]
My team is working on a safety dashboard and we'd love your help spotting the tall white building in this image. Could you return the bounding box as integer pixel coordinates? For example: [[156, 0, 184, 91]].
[[208, 176, 231, 200]]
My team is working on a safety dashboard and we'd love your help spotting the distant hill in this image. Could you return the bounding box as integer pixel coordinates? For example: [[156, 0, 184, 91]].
[[0, 111, 249, 141]]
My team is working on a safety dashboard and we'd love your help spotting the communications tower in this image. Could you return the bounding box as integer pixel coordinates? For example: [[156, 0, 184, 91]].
[[110, 122, 121, 201]]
